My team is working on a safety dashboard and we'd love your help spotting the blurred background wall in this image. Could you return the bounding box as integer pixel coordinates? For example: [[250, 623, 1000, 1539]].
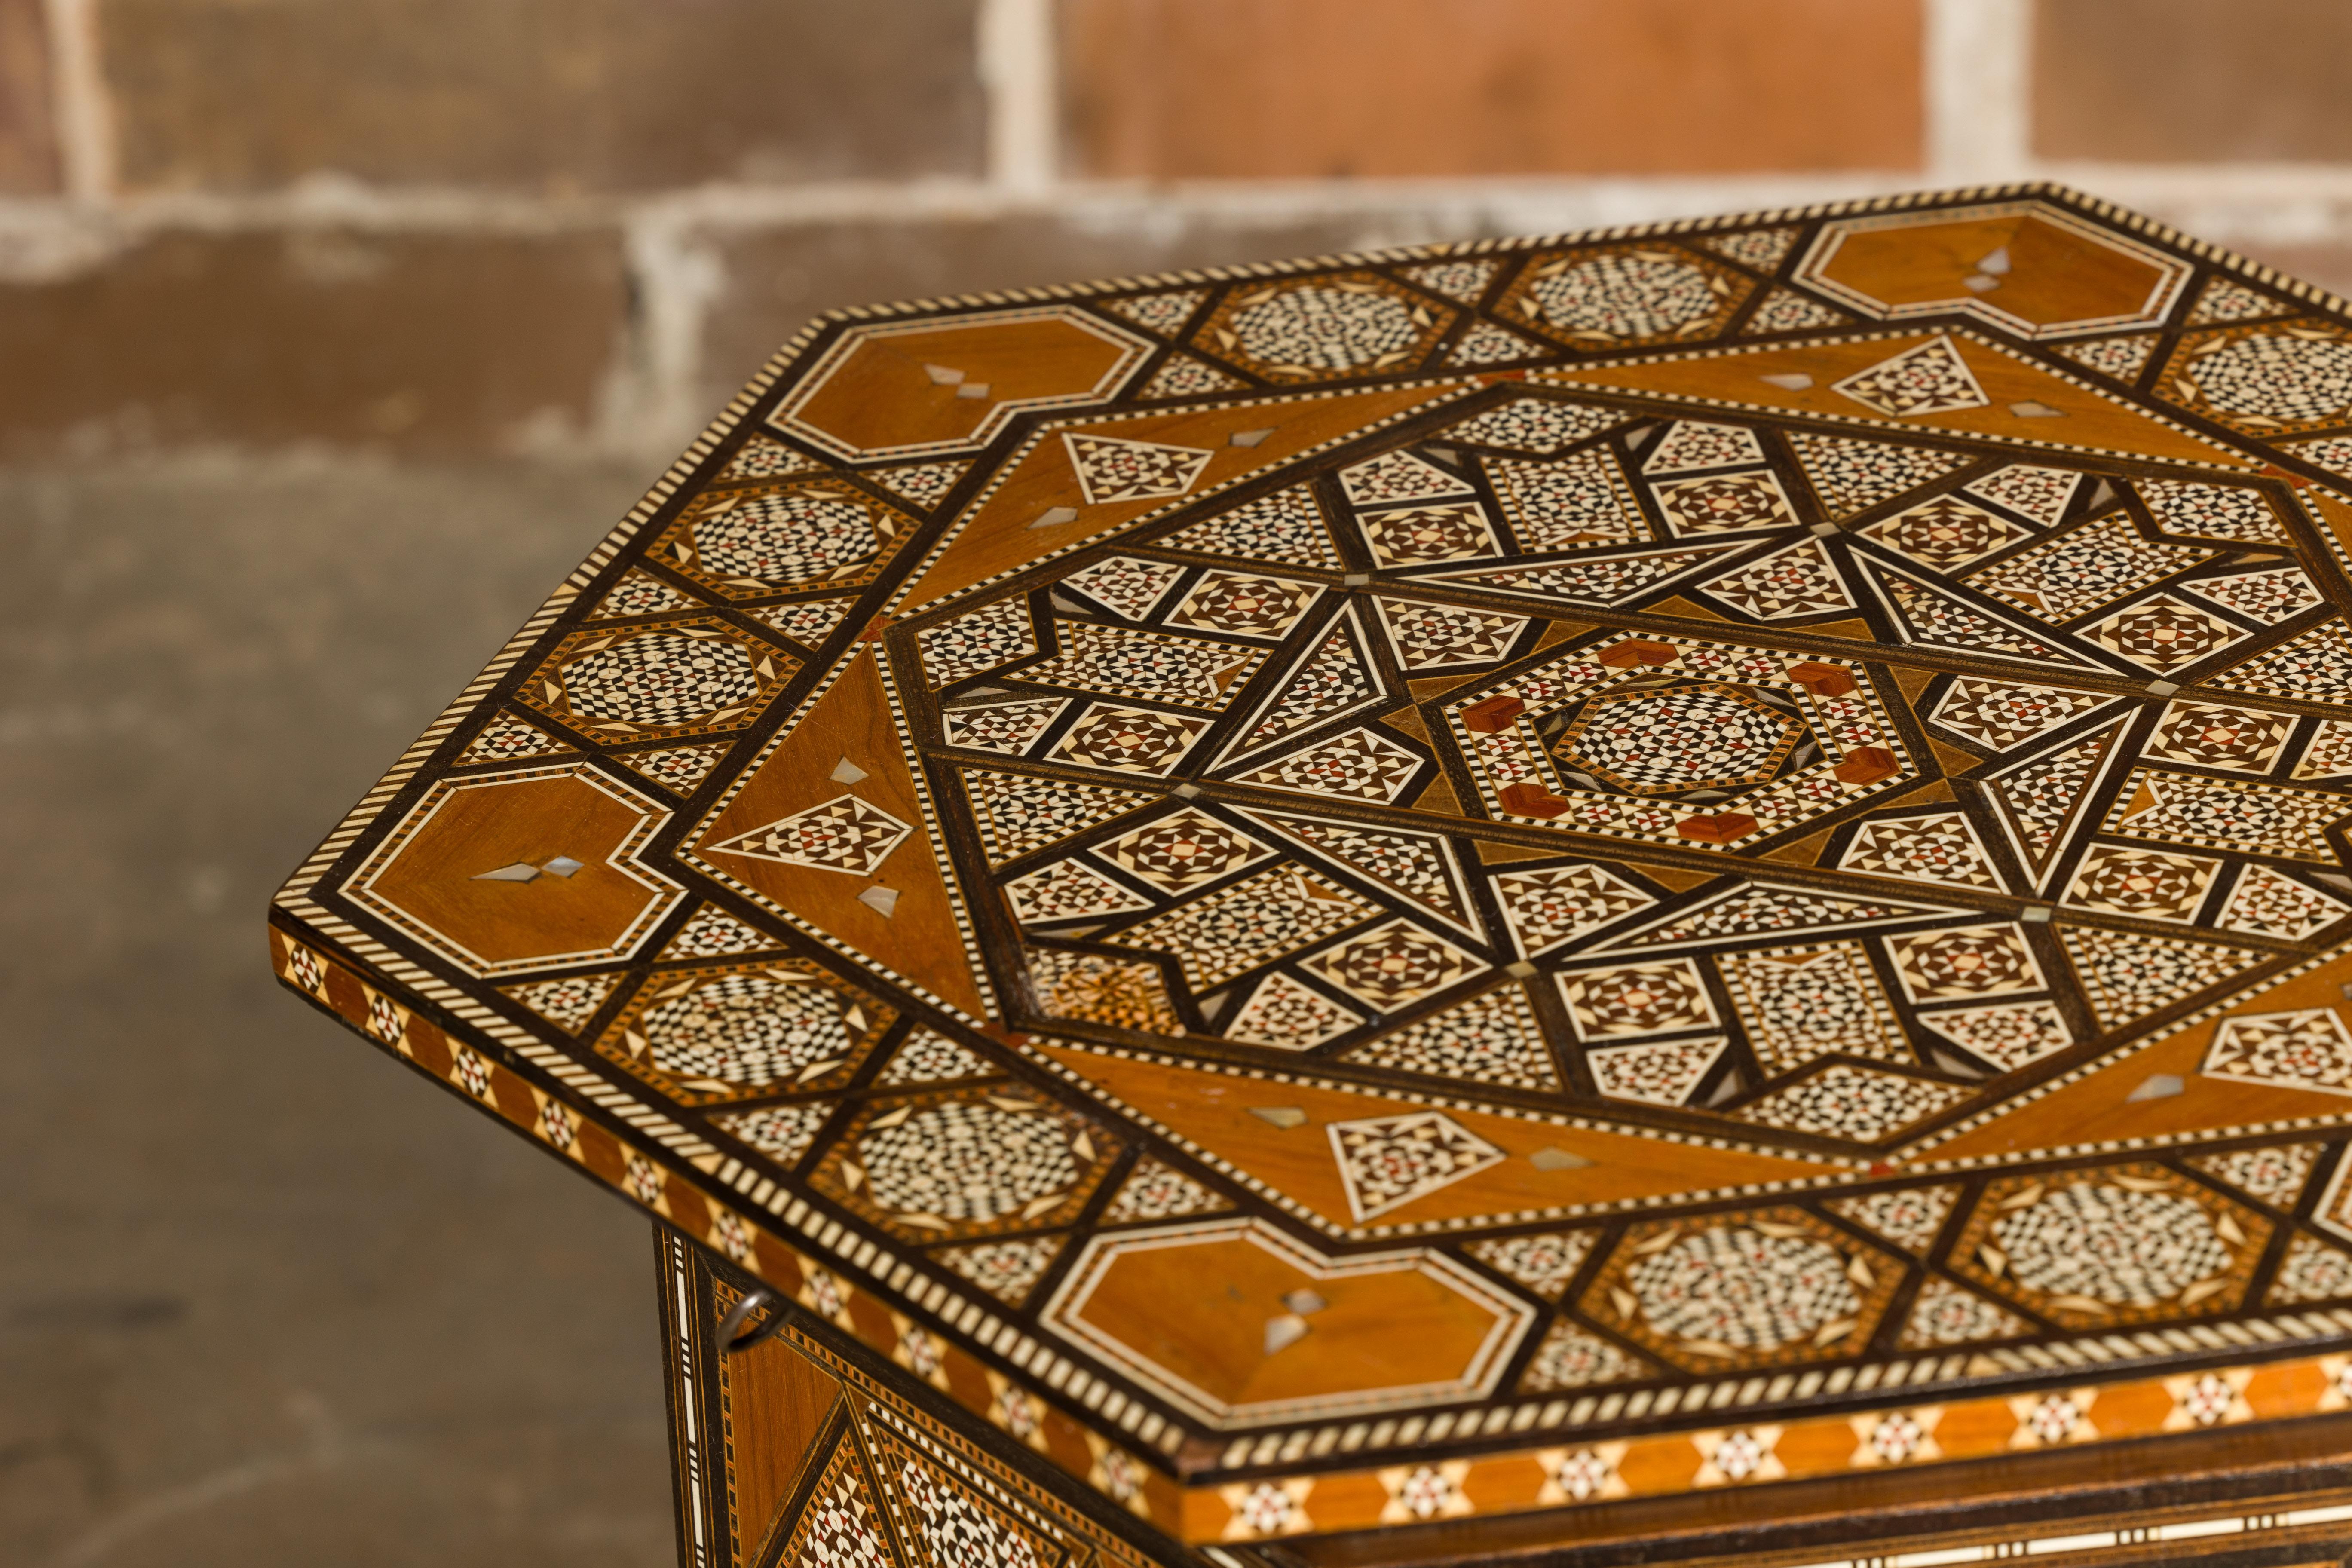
[[3, 0, 2352, 463], [7, 3, 2352, 1566]]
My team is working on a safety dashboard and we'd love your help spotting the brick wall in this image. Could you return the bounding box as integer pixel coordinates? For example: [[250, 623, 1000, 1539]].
[[3, 0, 2350, 460]]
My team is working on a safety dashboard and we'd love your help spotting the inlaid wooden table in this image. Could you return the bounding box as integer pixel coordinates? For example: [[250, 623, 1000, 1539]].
[[275, 184, 2352, 1568]]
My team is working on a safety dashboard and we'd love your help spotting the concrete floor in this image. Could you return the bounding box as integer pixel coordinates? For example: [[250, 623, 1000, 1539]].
[[0, 456, 683, 1566]]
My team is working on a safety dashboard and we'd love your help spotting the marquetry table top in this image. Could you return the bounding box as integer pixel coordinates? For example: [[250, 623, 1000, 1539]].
[[273, 184, 2352, 1551]]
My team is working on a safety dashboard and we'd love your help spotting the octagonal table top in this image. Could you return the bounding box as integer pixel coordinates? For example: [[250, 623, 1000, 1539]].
[[272, 183, 2352, 1549]]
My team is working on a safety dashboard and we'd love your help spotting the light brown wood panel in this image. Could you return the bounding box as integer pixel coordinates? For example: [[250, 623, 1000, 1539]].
[[1068, 1234, 1508, 1410], [361, 772, 668, 968], [694, 648, 989, 1018], [1818, 213, 2174, 327], [720, 1318, 842, 1566], [791, 315, 1138, 456]]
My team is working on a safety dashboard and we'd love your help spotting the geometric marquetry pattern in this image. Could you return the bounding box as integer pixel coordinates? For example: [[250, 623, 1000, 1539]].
[[278, 187, 2352, 1550]]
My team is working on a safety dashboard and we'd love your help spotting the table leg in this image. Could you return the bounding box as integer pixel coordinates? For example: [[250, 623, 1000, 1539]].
[[652, 1221, 1192, 1568]]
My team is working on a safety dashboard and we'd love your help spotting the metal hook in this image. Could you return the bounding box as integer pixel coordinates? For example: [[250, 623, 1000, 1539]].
[[715, 1287, 787, 1354]]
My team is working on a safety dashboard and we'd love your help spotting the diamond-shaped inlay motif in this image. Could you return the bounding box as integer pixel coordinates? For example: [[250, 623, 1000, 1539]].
[[1885, 924, 2042, 1002], [2147, 702, 2291, 772], [2203, 1008, 2352, 1095], [1052, 706, 1210, 774], [1097, 808, 1272, 891], [1645, 420, 1766, 474], [1359, 502, 1500, 567], [1167, 571, 1320, 639], [1918, 1001, 2073, 1071], [1327, 1111, 1507, 1221], [1652, 471, 1795, 535], [1932, 679, 2110, 750], [1862, 497, 2029, 570], [2086, 595, 2248, 672], [1559, 959, 1718, 1038], [1831, 336, 1989, 416], [1003, 858, 1153, 923], [1305, 918, 1482, 1011], [707, 794, 914, 875], [1065, 433, 1213, 504]]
